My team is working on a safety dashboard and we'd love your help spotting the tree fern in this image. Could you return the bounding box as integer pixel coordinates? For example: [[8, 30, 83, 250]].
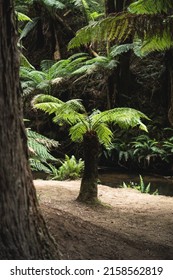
[[68, 1, 173, 54], [33, 95, 149, 202], [33, 95, 149, 148]]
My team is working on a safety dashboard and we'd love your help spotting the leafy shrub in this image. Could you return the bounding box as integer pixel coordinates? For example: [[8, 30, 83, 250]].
[[131, 134, 166, 168], [51, 155, 84, 180]]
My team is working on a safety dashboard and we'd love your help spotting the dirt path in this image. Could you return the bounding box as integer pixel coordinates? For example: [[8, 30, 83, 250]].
[[35, 179, 173, 260]]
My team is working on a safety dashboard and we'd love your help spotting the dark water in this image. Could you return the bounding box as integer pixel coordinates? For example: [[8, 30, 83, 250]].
[[98, 171, 173, 197]]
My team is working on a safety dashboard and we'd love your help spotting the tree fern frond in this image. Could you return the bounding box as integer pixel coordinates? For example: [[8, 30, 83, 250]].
[[110, 44, 134, 57], [29, 158, 52, 173], [33, 95, 86, 126], [40, 60, 55, 72], [68, 13, 135, 49], [28, 137, 57, 161], [94, 123, 113, 147], [65, 99, 87, 113], [20, 53, 35, 69], [141, 30, 173, 54], [27, 128, 59, 162], [16, 12, 32, 21], [129, 0, 173, 15], [28, 70, 47, 83], [92, 108, 149, 132], [19, 17, 39, 41], [27, 128, 59, 148], [69, 122, 88, 142]]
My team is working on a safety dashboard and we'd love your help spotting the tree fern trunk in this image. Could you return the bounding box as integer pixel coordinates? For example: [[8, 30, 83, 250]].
[[77, 131, 99, 203], [104, 0, 132, 108], [165, 50, 173, 126], [0, 0, 59, 259]]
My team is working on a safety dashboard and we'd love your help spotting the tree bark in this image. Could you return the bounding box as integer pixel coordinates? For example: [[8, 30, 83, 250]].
[[104, 0, 132, 108], [165, 50, 173, 126], [77, 131, 99, 203], [0, 0, 60, 259]]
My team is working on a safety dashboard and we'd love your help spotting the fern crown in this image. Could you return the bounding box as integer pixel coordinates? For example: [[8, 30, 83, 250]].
[[33, 94, 149, 147]]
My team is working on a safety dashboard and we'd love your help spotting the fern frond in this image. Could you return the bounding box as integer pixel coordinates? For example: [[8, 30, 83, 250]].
[[20, 54, 35, 69], [129, 0, 173, 15], [19, 17, 39, 41], [41, 0, 65, 10], [33, 95, 87, 126], [29, 158, 52, 173], [92, 108, 149, 132], [141, 30, 173, 53], [68, 14, 130, 49], [94, 123, 113, 147], [17, 12, 32, 21], [69, 122, 88, 142], [110, 44, 134, 57], [27, 128, 59, 148]]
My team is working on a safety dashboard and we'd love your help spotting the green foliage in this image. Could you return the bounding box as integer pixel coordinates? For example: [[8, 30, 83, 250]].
[[120, 175, 158, 195], [20, 53, 91, 96], [104, 138, 133, 164], [33, 95, 149, 148], [129, 0, 173, 14], [41, 0, 65, 10], [16, 12, 32, 22], [27, 128, 59, 173], [19, 18, 39, 41], [68, 0, 173, 54], [51, 155, 84, 180], [68, 14, 129, 49], [102, 127, 173, 171], [15, 0, 33, 14], [70, 0, 104, 22], [131, 134, 166, 167]]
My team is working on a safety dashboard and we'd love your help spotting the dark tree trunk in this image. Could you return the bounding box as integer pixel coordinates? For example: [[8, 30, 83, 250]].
[[0, 0, 60, 259], [77, 131, 99, 203], [104, 0, 132, 108], [165, 50, 173, 126]]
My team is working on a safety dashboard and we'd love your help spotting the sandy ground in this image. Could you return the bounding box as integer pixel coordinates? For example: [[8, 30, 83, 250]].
[[35, 179, 173, 260]]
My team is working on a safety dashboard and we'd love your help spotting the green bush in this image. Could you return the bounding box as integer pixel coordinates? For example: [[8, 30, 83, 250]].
[[51, 155, 84, 180]]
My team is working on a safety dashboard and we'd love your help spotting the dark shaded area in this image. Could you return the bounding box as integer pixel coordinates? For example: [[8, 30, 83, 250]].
[[42, 205, 173, 260]]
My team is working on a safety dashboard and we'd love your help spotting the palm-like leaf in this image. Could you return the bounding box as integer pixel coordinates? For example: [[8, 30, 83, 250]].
[[69, 122, 88, 142], [33, 94, 87, 126], [92, 108, 149, 132], [129, 0, 173, 14]]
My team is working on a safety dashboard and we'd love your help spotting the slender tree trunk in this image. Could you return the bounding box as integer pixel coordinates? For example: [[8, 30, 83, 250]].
[[104, 0, 132, 108], [77, 131, 99, 203], [0, 0, 60, 259], [165, 50, 173, 126]]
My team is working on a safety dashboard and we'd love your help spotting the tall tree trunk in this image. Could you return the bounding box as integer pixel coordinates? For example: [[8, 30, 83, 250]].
[[165, 50, 173, 126], [104, 0, 132, 109], [77, 131, 99, 203], [0, 0, 59, 259]]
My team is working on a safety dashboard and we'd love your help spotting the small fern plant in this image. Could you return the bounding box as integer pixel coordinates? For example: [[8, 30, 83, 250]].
[[33, 94, 149, 203], [26, 128, 59, 174], [51, 155, 84, 180]]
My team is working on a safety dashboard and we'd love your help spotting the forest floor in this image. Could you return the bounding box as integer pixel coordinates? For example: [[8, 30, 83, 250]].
[[35, 179, 173, 260]]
